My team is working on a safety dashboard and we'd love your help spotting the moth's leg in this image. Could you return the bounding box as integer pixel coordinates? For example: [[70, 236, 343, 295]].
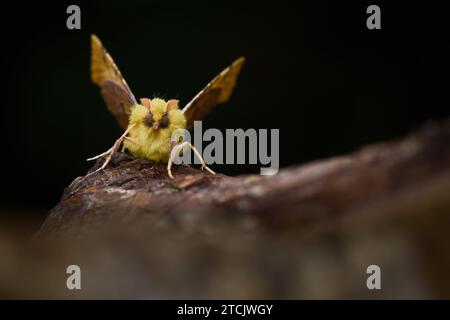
[[86, 146, 114, 161], [121, 136, 139, 152], [167, 142, 182, 179], [167, 141, 215, 179], [87, 123, 136, 172], [188, 142, 216, 175]]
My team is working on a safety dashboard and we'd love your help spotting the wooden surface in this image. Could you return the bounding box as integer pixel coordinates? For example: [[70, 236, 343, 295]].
[[1, 119, 449, 298]]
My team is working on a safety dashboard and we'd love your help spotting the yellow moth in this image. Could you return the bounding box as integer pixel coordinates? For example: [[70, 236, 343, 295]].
[[88, 35, 245, 178]]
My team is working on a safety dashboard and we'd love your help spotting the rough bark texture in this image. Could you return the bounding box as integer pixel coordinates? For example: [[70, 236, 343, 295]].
[[1, 120, 450, 299]]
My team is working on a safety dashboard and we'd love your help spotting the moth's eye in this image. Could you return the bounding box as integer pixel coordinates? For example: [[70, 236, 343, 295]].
[[160, 112, 169, 129], [144, 112, 154, 127]]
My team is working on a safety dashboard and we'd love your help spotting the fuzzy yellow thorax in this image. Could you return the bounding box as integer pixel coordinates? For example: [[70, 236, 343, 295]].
[[124, 98, 187, 162]]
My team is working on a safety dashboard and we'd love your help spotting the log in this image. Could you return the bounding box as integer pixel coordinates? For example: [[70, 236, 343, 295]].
[[2, 119, 450, 298]]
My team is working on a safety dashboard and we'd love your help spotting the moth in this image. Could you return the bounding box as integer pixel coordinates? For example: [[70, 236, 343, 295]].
[[88, 35, 245, 178]]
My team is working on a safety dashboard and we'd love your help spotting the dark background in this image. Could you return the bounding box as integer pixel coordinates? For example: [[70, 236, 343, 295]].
[[1, 1, 449, 224]]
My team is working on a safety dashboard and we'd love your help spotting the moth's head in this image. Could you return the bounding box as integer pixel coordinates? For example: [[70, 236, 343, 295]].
[[140, 98, 179, 131]]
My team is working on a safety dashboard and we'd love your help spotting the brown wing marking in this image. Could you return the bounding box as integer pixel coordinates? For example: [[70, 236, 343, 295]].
[[182, 57, 245, 128]]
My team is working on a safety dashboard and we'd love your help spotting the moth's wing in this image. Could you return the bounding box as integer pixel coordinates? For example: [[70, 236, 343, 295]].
[[91, 34, 137, 129], [182, 57, 245, 128]]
